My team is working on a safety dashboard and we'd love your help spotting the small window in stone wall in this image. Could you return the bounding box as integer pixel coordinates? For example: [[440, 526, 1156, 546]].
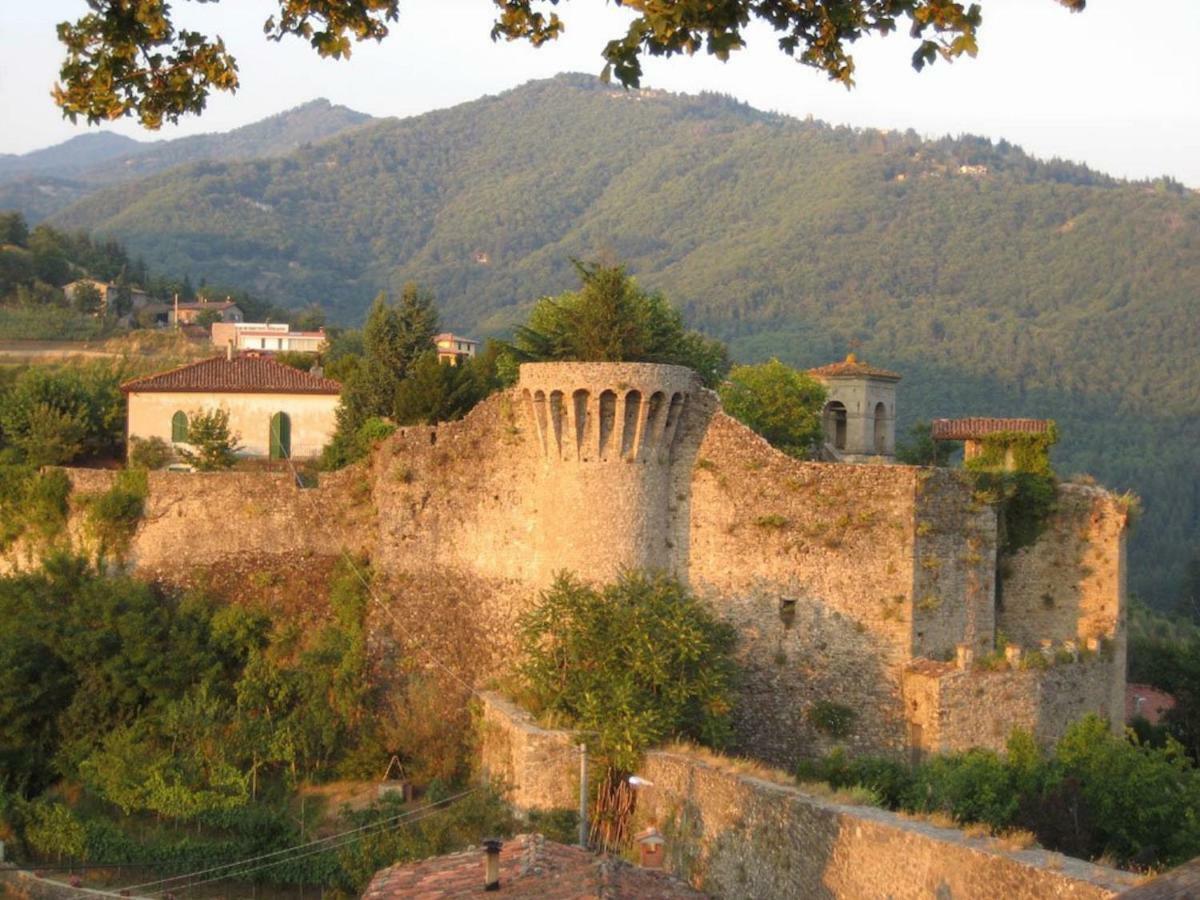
[[171, 410, 188, 443], [779, 597, 797, 628]]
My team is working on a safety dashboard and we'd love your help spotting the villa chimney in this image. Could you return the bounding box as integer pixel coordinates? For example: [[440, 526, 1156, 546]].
[[483, 839, 502, 891]]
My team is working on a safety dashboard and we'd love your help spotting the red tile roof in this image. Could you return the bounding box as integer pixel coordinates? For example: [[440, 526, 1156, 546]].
[[931, 418, 1053, 441], [1126, 683, 1177, 726], [808, 353, 901, 381], [121, 355, 341, 395], [362, 834, 705, 899]]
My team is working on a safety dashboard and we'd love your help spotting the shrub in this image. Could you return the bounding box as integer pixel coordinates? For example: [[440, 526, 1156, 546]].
[[518, 570, 737, 772], [178, 408, 240, 471], [128, 436, 173, 469], [718, 359, 826, 458], [83, 468, 148, 559], [807, 700, 857, 739]]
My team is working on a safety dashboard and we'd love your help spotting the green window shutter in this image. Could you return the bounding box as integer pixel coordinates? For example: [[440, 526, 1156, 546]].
[[171, 411, 188, 443], [269, 412, 291, 460]]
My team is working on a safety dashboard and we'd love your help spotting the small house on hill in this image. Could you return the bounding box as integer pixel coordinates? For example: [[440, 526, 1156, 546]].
[[121, 354, 341, 461], [170, 299, 244, 325]]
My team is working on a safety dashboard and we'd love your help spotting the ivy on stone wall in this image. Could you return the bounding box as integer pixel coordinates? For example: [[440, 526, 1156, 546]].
[[0, 464, 70, 553], [966, 426, 1059, 555], [80, 468, 148, 561]]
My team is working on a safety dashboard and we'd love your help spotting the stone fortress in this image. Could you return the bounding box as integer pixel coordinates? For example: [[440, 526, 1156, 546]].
[[18, 353, 1131, 770]]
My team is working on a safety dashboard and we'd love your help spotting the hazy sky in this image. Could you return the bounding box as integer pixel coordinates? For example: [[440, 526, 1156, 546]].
[[3, 0, 1199, 186]]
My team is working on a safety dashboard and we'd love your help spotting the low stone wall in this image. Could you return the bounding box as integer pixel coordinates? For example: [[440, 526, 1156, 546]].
[[476, 693, 578, 811], [476, 693, 1139, 900], [636, 751, 1137, 900], [0, 867, 135, 900]]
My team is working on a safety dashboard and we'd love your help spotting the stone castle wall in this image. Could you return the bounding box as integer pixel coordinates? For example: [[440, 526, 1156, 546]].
[[903, 652, 1121, 755], [8, 364, 1128, 766], [475, 692, 1137, 900]]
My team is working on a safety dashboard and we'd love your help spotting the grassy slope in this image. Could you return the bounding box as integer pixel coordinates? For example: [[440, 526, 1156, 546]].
[[50, 74, 1200, 603]]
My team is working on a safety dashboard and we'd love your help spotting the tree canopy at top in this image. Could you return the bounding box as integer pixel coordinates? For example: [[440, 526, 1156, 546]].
[[54, 0, 1084, 128]]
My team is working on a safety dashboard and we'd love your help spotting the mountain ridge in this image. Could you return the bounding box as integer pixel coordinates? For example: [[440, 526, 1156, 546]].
[[0, 99, 376, 221]]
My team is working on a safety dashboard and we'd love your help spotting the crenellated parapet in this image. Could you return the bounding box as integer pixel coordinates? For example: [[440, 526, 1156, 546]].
[[518, 362, 700, 464]]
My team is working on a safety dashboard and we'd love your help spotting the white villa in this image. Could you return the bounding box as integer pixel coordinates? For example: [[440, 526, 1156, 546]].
[[121, 354, 341, 461]]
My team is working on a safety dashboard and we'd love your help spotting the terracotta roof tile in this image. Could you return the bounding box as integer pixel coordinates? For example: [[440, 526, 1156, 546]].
[[120, 355, 341, 395], [931, 418, 1053, 441], [362, 834, 705, 899], [808, 353, 901, 381]]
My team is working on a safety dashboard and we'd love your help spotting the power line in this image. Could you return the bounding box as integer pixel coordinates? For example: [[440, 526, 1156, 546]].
[[122, 786, 479, 893]]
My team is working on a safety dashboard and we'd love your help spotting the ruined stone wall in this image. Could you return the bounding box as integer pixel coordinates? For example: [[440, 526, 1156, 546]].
[[475, 692, 1137, 900], [998, 485, 1129, 734], [8, 369, 1128, 769], [0, 467, 367, 578], [911, 472, 998, 662], [903, 652, 1122, 754]]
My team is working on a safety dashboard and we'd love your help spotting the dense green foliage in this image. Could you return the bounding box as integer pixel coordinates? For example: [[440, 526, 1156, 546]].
[[46, 76, 1200, 604], [517, 570, 737, 772], [0, 555, 515, 891], [0, 466, 71, 554], [510, 261, 730, 387], [322, 286, 503, 468], [718, 359, 825, 457], [0, 363, 125, 466], [0, 557, 380, 798], [896, 420, 957, 466], [799, 719, 1200, 869], [1128, 604, 1200, 764]]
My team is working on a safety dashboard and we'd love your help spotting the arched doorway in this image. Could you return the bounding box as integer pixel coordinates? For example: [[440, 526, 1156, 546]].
[[874, 402, 887, 453], [269, 412, 291, 460], [171, 410, 188, 443], [824, 401, 847, 450]]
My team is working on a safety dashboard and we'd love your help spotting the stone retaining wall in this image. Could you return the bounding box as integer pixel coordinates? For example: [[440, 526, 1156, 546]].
[[476, 692, 1140, 900]]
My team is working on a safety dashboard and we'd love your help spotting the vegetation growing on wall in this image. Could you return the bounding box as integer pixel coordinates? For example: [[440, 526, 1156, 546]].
[[0, 465, 70, 553], [797, 719, 1200, 869], [966, 426, 1060, 555], [81, 468, 148, 559]]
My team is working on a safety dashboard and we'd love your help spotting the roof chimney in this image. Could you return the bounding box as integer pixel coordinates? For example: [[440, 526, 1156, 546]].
[[483, 839, 502, 891], [226, 341, 233, 361]]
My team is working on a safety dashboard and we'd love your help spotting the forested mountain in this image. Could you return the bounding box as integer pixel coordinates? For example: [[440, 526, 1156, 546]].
[[0, 132, 143, 180], [44, 73, 1200, 605], [0, 100, 374, 221]]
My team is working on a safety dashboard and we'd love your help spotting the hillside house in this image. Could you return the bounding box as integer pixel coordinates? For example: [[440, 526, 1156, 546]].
[[434, 332, 479, 365], [211, 321, 327, 353], [169, 299, 244, 326], [63, 278, 151, 312], [121, 354, 341, 460]]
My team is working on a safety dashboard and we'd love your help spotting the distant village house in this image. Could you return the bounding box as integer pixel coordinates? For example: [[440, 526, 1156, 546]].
[[121, 354, 341, 461], [434, 332, 479, 365], [169, 299, 244, 326], [211, 321, 327, 354], [63, 278, 151, 311]]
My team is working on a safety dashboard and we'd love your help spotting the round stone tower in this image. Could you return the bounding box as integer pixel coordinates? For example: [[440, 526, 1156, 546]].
[[517, 362, 703, 584]]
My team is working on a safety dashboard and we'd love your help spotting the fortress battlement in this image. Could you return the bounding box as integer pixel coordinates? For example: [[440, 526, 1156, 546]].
[[518, 362, 700, 464]]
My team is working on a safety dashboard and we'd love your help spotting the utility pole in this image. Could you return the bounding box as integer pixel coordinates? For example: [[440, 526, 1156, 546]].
[[578, 742, 588, 848]]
